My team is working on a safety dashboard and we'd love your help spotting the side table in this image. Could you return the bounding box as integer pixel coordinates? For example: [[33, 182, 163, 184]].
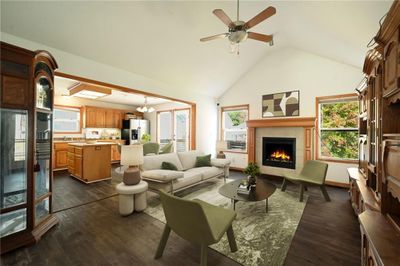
[[116, 180, 148, 216]]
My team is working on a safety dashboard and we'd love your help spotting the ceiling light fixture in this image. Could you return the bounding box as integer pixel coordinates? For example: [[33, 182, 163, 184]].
[[136, 96, 155, 113], [69, 83, 111, 99]]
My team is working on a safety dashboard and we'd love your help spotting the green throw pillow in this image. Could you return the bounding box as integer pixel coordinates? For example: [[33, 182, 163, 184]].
[[195, 154, 212, 167], [161, 161, 178, 171]]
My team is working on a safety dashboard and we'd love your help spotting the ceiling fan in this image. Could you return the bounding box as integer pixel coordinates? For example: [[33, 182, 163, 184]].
[[200, 0, 276, 52]]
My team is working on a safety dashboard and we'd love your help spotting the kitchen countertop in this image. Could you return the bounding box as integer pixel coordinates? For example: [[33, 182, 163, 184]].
[[68, 142, 115, 147], [54, 139, 124, 143]]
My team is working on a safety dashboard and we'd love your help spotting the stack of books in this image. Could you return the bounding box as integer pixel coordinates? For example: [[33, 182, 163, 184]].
[[237, 180, 250, 195]]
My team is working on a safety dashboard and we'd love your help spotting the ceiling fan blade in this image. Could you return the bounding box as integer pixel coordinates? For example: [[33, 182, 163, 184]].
[[244, 6, 276, 29], [213, 9, 234, 28], [247, 32, 273, 43], [200, 33, 228, 42]]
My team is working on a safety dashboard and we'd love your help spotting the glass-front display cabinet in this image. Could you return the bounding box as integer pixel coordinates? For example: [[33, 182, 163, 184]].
[[0, 42, 58, 254]]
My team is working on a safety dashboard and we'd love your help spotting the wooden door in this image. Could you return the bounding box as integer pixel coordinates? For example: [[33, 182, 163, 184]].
[[105, 109, 114, 128], [95, 108, 105, 128], [383, 30, 399, 97], [86, 107, 97, 128]]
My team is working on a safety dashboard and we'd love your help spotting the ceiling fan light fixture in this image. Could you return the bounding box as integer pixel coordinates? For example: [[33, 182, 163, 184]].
[[228, 30, 248, 43]]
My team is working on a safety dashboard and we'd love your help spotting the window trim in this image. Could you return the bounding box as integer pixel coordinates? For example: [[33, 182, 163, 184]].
[[53, 105, 83, 134], [220, 104, 250, 154], [315, 93, 358, 163]]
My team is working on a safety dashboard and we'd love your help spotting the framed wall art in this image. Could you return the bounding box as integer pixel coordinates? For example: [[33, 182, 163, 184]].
[[262, 90, 300, 118]]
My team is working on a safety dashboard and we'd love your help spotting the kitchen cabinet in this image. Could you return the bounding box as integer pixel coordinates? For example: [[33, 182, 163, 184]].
[[68, 143, 111, 183], [84, 106, 127, 128], [111, 144, 121, 161], [53, 142, 69, 170]]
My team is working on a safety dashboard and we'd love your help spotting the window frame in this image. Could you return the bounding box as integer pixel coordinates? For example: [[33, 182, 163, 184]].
[[53, 105, 82, 134], [156, 107, 192, 152], [315, 94, 358, 163], [220, 104, 249, 154]]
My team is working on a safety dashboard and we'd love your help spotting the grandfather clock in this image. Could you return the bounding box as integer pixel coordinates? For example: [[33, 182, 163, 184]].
[[0, 42, 58, 253]]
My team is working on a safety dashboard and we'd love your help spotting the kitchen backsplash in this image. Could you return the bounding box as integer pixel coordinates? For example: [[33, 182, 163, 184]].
[[54, 128, 121, 139]]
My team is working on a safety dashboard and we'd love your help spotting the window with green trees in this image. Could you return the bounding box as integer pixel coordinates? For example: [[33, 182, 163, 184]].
[[318, 98, 359, 160], [222, 106, 248, 151]]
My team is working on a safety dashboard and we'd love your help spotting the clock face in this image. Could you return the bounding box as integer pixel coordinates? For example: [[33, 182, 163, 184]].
[[36, 76, 52, 110]]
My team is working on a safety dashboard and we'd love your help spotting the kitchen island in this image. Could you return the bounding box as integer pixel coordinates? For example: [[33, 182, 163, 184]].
[[68, 142, 113, 183]]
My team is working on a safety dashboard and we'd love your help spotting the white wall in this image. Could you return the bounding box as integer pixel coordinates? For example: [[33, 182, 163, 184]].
[[1, 32, 218, 156], [218, 47, 361, 184]]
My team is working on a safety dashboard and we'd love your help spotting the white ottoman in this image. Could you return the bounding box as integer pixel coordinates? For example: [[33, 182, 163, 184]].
[[116, 180, 148, 216]]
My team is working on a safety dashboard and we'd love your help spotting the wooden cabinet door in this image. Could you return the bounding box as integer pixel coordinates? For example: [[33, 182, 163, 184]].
[[74, 155, 82, 178], [113, 111, 123, 129], [95, 108, 105, 128], [55, 150, 68, 169], [86, 107, 97, 128], [105, 109, 114, 128], [383, 30, 399, 97]]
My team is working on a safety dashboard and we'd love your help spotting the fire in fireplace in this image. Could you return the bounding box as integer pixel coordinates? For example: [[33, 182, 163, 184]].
[[262, 137, 296, 169]]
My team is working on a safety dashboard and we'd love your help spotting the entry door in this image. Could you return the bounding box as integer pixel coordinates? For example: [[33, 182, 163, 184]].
[[157, 109, 190, 152]]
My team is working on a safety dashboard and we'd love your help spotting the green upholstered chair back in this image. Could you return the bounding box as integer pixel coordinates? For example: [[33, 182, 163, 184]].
[[159, 142, 173, 154], [143, 142, 160, 155], [159, 190, 215, 245], [300, 160, 328, 185]]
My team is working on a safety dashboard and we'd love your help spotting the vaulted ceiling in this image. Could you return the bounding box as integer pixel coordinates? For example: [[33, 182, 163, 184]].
[[1, 1, 392, 98]]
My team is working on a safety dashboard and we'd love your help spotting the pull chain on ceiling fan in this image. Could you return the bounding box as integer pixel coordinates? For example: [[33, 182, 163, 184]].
[[200, 0, 276, 54]]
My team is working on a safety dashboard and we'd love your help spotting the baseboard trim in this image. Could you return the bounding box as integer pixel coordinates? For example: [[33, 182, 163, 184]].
[[325, 180, 349, 188], [230, 167, 244, 171]]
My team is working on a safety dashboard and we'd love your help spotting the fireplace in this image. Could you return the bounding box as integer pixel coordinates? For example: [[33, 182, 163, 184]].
[[262, 137, 296, 169]]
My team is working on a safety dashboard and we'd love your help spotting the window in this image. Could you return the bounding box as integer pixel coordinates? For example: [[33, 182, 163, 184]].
[[157, 109, 191, 152], [221, 105, 249, 152], [53, 106, 81, 133], [317, 95, 358, 161]]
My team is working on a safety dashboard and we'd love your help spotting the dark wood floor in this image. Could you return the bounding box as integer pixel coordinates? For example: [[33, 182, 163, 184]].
[[53, 165, 123, 212], [1, 173, 360, 265]]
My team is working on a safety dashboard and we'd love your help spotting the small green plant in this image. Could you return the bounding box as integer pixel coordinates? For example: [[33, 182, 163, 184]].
[[141, 133, 151, 143], [243, 162, 260, 178]]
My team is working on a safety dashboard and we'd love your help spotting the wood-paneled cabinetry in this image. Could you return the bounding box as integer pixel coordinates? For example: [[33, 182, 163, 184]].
[[349, 2, 400, 265], [83, 106, 127, 128], [53, 142, 69, 170], [68, 143, 111, 183]]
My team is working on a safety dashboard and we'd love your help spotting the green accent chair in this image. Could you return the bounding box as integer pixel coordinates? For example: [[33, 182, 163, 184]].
[[143, 142, 160, 156], [281, 160, 330, 202], [159, 142, 173, 154], [155, 190, 238, 266]]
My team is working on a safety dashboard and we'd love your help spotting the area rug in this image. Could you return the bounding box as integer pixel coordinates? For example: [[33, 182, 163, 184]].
[[144, 179, 307, 266]]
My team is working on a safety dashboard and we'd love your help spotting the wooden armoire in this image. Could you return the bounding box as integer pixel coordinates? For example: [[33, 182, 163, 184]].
[[1, 42, 58, 253], [348, 1, 400, 265]]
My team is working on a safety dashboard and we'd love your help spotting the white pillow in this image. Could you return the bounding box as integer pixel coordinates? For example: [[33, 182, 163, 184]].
[[141, 153, 184, 171]]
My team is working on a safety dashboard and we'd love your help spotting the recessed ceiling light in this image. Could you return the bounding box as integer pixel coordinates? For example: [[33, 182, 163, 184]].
[[69, 83, 111, 99]]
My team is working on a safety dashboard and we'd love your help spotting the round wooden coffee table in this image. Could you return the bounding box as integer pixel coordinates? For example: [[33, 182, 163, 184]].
[[219, 179, 276, 212]]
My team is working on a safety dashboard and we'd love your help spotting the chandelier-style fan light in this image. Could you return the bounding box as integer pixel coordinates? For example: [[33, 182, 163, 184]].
[[136, 96, 155, 113], [200, 0, 276, 54]]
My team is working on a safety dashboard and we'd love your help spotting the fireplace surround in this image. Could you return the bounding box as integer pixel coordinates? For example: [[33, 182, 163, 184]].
[[262, 137, 296, 169]]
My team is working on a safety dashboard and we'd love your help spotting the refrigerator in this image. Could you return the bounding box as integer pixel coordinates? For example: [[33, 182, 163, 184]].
[[121, 119, 150, 145]]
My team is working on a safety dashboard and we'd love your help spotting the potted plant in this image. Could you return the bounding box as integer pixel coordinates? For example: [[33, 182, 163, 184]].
[[141, 133, 151, 143], [243, 162, 260, 186]]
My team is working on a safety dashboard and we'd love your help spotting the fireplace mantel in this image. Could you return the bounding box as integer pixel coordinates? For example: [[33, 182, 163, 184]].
[[247, 117, 316, 164], [246, 117, 316, 128]]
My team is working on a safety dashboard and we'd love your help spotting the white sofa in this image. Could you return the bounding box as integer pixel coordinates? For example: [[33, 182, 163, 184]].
[[140, 150, 230, 193]]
